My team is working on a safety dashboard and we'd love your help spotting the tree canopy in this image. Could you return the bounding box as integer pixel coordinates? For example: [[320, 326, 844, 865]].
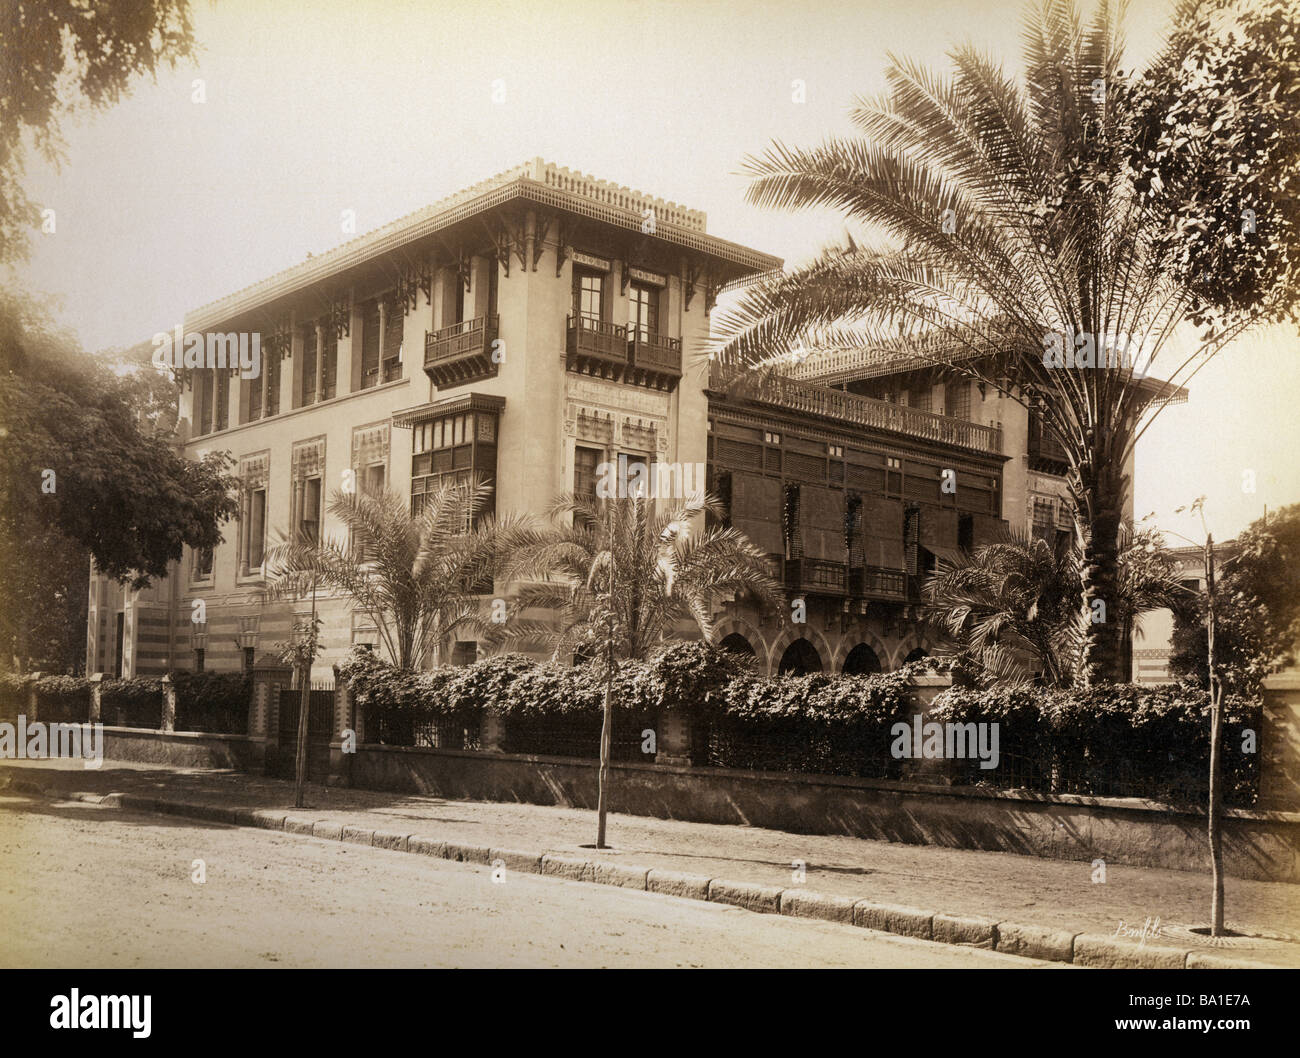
[[0, 0, 195, 262], [0, 288, 237, 670]]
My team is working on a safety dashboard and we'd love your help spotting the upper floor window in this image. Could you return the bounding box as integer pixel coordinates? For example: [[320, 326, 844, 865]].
[[244, 487, 266, 571], [946, 380, 970, 421], [360, 299, 381, 389], [574, 270, 605, 324], [320, 329, 338, 400], [628, 283, 659, 341], [958, 513, 974, 551], [382, 297, 403, 383], [194, 546, 214, 581], [215, 370, 229, 431], [574, 445, 601, 507], [903, 505, 921, 575], [197, 371, 214, 436], [1032, 497, 1055, 542], [298, 476, 322, 544], [301, 327, 318, 406]]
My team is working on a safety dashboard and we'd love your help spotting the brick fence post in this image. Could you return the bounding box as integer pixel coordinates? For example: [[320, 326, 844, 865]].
[[1260, 671, 1300, 811], [901, 675, 954, 783], [480, 706, 505, 753], [249, 657, 293, 776], [26, 673, 42, 723], [88, 673, 104, 723], [327, 664, 354, 787], [160, 673, 177, 732], [655, 706, 692, 766]]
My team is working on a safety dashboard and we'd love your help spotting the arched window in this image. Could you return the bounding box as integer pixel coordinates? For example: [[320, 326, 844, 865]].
[[778, 638, 823, 676], [842, 643, 882, 675], [903, 647, 930, 665], [719, 633, 756, 658]]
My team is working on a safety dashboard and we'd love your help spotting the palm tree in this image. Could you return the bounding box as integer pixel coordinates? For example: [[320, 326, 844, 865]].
[[923, 524, 1188, 687], [707, 0, 1290, 684], [499, 491, 781, 660], [496, 490, 779, 846], [265, 478, 503, 671], [923, 530, 1081, 687]]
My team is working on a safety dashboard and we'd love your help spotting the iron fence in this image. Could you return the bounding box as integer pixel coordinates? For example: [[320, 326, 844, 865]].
[[502, 713, 657, 762]]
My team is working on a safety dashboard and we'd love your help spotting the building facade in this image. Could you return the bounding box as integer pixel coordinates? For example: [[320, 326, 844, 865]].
[[86, 159, 1161, 680]]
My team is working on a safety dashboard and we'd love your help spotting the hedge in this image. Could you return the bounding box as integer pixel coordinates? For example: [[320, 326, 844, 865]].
[[173, 671, 250, 734], [0, 671, 251, 733], [336, 646, 1261, 803], [927, 683, 1260, 806]]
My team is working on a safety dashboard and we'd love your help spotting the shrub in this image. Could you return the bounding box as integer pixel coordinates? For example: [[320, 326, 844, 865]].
[[101, 676, 163, 728], [171, 671, 250, 733], [335, 645, 1259, 803], [927, 682, 1260, 805]]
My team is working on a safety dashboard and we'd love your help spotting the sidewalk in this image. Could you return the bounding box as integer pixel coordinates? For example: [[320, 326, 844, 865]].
[[3, 758, 1296, 967]]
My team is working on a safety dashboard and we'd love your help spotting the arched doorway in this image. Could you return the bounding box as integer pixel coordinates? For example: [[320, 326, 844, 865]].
[[719, 632, 757, 658], [842, 643, 882, 675], [903, 647, 930, 665], [778, 638, 823, 675]]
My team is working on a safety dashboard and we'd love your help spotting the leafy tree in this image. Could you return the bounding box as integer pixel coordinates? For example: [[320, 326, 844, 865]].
[[0, 288, 237, 671], [265, 480, 507, 671], [708, 0, 1300, 685], [0, 0, 196, 261], [1170, 503, 1300, 696], [924, 524, 1188, 687]]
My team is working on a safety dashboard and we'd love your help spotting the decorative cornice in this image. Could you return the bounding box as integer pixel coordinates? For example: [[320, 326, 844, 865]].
[[390, 392, 507, 428], [185, 159, 781, 332]]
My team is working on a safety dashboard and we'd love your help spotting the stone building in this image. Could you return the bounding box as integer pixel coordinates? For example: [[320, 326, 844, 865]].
[[84, 159, 1177, 680]]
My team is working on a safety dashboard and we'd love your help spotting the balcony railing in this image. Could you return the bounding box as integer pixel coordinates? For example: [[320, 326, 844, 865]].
[[848, 566, 907, 600], [424, 315, 498, 387], [629, 330, 682, 377], [426, 315, 496, 365], [784, 557, 848, 597], [566, 316, 628, 366], [716, 371, 1002, 454]]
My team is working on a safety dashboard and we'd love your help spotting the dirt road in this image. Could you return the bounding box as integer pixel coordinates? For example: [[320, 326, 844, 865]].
[[0, 791, 1062, 968]]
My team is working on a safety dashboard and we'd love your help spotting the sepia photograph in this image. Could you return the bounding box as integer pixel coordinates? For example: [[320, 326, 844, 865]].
[[0, 0, 1297, 1023]]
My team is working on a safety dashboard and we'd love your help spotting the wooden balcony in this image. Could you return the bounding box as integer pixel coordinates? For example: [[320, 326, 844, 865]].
[[715, 371, 1003, 454], [424, 315, 499, 389], [784, 557, 848, 597], [628, 330, 682, 390], [566, 316, 628, 378], [848, 566, 907, 601]]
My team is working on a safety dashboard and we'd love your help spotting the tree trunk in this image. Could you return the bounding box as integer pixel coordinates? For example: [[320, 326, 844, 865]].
[[595, 656, 613, 849], [1075, 462, 1125, 687], [294, 665, 310, 810], [1205, 534, 1226, 936]]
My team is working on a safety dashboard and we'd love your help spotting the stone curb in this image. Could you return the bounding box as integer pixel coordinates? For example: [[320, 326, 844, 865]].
[[1, 775, 1284, 970]]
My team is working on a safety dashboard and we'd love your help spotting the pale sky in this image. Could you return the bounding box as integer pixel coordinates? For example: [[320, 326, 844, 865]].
[[9, 0, 1297, 542]]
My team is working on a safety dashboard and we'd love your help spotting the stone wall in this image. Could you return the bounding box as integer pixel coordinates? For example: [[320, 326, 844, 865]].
[[347, 743, 1300, 883], [100, 727, 255, 771]]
